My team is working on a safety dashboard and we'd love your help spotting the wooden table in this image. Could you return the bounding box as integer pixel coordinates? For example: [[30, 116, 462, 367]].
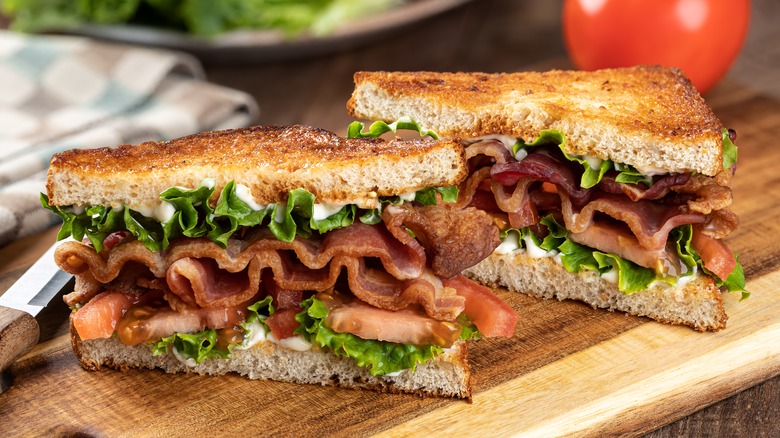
[[1, 0, 779, 436]]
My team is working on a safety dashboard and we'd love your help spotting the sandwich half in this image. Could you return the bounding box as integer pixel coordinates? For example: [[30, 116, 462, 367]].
[[347, 66, 747, 331], [44, 124, 518, 399]]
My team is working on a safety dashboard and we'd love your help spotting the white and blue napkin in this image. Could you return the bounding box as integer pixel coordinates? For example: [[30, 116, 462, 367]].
[[0, 30, 259, 246]]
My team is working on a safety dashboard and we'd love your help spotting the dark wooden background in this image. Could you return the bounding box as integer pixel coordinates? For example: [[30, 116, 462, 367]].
[[202, 1, 780, 436]]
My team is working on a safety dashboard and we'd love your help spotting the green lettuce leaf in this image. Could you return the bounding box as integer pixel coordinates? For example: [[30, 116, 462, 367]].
[[241, 296, 275, 331], [42, 183, 366, 251], [294, 297, 444, 376], [556, 238, 600, 273], [512, 129, 658, 189], [347, 119, 439, 140], [722, 129, 738, 170], [613, 163, 653, 186], [44, 177, 457, 252], [41, 194, 123, 253], [152, 296, 276, 362], [413, 186, 459, 205], [457, 314, 481, 341], [670, 224, 699, 275], [563, 154, 612, 189], [671, 224, 749, 299], [719, 255, 749, 300], [123, 208, 165, 252], [512, 129, 611, 188], [152, 329, 229, 364], [358, 208, 383, 225], [502, 216, 747, 297], [592, 252, 660, 294]]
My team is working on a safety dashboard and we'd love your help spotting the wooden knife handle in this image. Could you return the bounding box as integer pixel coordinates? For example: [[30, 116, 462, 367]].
[[0, 306, 40, 372]]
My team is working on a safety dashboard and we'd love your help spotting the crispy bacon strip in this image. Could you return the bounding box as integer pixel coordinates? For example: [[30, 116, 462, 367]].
[[598, 173, 691, 201], [560, 193, 707, 252], [55, 222, 466, 321], [383, 203, 500, 279]]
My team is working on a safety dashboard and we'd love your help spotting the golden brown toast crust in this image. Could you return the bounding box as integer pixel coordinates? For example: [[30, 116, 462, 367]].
[[348, 66, 726, 176], [47, 125, 467, 209]]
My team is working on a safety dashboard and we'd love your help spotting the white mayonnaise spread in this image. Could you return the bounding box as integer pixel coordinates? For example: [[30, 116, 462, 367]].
[[200, 178, 216, 190], [632, 165, 668, 178], [234, 183, 267, 211], [569, 153, 603, 170], [648, 265, 698, 289], [494, 231, 521, 254], [134, 201, 176, 223], [494, 232, 559, 258], [156, 202, 176, 223], [172, 346, 198, 367], [312, 203, 345, 221], [600, 268, 619, 284], [470, 134, 519, 151], [234, 319, 268, 351], [523, 235, 559, 258], [133, 178, 214, 222], [268, 333, 312, 351], [398, 191, 417, 202]]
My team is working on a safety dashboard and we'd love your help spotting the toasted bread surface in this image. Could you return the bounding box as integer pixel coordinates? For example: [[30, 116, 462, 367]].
[[463, 252, 727, 332], [70, 317, 472, 400], [348, 66, 725, 176], [47, 125, 466, 209]]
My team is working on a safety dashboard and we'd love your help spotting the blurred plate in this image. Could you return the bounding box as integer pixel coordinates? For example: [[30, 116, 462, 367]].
[[60, 0, 471, 64]]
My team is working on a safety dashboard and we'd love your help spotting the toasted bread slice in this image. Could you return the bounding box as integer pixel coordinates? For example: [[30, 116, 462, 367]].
[[47, 125, 466, 210], [463, 252, 726, 332], [70, 317, 473, 400], [348, 66, 725, 176]]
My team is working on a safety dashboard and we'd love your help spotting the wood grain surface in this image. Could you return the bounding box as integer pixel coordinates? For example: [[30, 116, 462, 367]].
[[1, 0, 780, 436]]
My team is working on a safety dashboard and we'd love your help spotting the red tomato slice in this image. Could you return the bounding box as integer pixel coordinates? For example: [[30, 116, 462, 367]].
[[443, 276, 518, 338], [690, 227, 736, 281], [321, 294, 462, 347], [72, 291, 134, 340], [265, 308, 301, 340]]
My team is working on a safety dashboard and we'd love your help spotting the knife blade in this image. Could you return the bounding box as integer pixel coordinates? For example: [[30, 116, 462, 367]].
[[0, 242, 73, 373]]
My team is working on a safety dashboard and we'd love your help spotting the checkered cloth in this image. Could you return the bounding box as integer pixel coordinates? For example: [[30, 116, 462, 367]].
[[0, 30, 259, 246]]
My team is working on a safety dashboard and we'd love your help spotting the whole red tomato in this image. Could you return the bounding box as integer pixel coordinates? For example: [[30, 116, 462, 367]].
[[563, 0, 750, 94]]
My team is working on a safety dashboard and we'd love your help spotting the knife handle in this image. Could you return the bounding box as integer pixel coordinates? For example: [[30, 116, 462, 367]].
[[0, 306, 40, 372]]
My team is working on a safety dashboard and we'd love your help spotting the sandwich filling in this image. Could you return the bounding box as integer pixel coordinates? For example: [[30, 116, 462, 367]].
[[46, 181, 517, 376], [349, 120, 747, 298]]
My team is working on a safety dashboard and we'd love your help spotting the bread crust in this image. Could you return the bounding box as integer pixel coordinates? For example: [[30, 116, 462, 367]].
[[348, 66, 725, 176], [47, 125, 467, 210], [70, 315, 473, 400], [463, 252, 727, 332]]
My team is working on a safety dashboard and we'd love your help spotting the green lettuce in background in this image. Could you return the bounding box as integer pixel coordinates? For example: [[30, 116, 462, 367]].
[[2, 0, 402, 37]]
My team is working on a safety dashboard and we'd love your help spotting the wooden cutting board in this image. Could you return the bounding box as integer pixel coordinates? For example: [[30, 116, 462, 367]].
[[1, 82, 778, 437]]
